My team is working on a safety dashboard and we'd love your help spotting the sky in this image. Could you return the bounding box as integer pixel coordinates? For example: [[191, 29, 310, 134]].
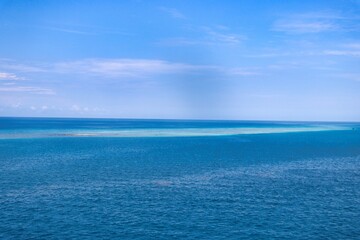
[[0, 0, 359, 121]]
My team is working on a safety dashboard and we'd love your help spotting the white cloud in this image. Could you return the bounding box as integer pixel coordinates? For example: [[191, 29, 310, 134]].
[[225, 68, 260, 76], [0, 72, 24, 80], [12, 103, 21, 108], [337, 73, 360, 81], [343, 43, 360, 49], [69, 104, 107, 114], [0, 86, 55, 95], [292, 12, 347, 20], [55, 58, 210, 77], [158, 37, 211, 46], [272, 11, 356, 34], [55, 58, 259, 78], [71, 105, 81, 111], [159, 26, 245, 46], [2, 82, 16, 86], [273, 21, 337, 33], [205, 29, 244, 44], [41, 26, 93, 35], [0, 61, 45, 72], [322, 50, 360, 57], [322, 43, 360, 57], [159, 7, 186, 19]]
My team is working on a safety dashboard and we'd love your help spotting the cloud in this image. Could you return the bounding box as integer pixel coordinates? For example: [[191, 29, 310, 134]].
[[342, 43, 360, 49], [0, 86, 55, 95], [273, 21, 337, 33], [335, 73, 360, 81], [158, 37, 207, 46], [37, 25, 129, 35], [245, 39, 360, 60], [205, 28, 244, 44], [0, 58, 260, 81], [322, 50, 360, 57], [225, 68, 260, 76], [322, 43, 360, 57], [70, 105, 81, 111], [7, 22, 130, 36], [0, 72, 24, 80], [272, 11, 357, 34], [41, 26, 93, 35], [55, 58, 211, 77], [55, 58, 258, 78], [0, 60, 45, 72], [159, 26, 245, 46], [159, 7, 186, 19], [2, 82, 16, 86], [70, 104, 107, 114]]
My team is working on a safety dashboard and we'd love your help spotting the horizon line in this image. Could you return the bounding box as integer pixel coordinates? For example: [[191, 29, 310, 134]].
[[0, 115, 359, 124]]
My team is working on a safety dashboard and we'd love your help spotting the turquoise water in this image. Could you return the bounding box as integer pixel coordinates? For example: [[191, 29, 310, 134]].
[[0, 117, 359, 239]]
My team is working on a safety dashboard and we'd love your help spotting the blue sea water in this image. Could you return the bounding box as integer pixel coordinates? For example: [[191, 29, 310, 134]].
[[0, 117, 359, 239]]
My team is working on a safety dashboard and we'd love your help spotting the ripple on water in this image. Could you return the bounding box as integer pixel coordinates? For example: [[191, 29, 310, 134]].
[[1, 154, 359, 239]]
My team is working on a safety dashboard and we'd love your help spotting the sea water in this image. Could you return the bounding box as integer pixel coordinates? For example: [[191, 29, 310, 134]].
[[0, 117, 359, 239]]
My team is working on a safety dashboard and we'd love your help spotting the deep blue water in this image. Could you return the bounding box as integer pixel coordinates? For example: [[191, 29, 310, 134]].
[[0, 117, 360, 239]]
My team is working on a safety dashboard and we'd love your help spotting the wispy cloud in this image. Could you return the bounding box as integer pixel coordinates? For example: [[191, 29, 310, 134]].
[[2, 103, 106, 114], [272, 11, 357, 33], [54, 58, 258, 78], [274, 21, 337, 33], [333, 73, 360, 82], [159, 7, 186, 19], [159, 26, 245, 46], [0, 58, 259, 79], [55, 59, 208, 77], [342, 43, 360, 49], [204, 28, 244, 44], [41, 26, 94, 35], [0, 72, 24, 80], [0, 60, 45, 72], [38, 25, 129, 35], [323, 42, 360, 57], [245, 40, 360, 60], [7, 22, 130, 36], [0, 86, 55, 95], [224, 67, 260, 76], [323, 50, 360, 57], [0, 65, 54, 96], [2, 82, 16, 86], [69, 104, 106, 113], [158, 37, 206, 46]]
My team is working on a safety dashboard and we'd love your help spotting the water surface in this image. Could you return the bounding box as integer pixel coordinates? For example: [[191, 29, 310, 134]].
[[0, 117, 359, 239]]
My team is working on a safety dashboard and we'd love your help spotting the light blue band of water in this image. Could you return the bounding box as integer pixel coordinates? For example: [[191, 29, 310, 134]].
[[0, 126, 350, 139]]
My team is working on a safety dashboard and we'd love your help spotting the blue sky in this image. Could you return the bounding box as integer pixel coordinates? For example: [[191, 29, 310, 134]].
[[0, 0, 359, 121]]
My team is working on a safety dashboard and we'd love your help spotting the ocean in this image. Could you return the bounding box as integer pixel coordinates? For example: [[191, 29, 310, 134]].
[[0, 117, 359, 239]]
